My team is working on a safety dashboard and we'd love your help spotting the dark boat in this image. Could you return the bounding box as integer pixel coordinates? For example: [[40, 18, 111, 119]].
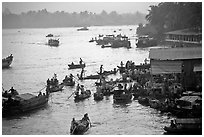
[[46, 34, 53, 37], [77, 27, 89, 31], [74, 90, 91, 101], [2, 54, 13, 68], [113, 85, 132, 102], [101, 44, 112, 48], [93, 92, 104, 101], [78, 74, 100, 80], [110, 36, 131, 48], [70, 115, 91, 135], [164, 118, 202, 135], [46, 83, 64, 93], [136, 35, 157, 48], [138, 96, 149, 106], [117, 66, 126, 73], [113, 91, 132, 102], [95, 35, 115, 45], [48, 39, 59, 46], [97, 69, 117, 75], [63, 78, 75, 86], [2, 92, 49, 117], [68, 63, 85, 69]]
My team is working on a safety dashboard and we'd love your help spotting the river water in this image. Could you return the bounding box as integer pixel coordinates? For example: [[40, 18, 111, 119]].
[[2, 25, 172, 135]]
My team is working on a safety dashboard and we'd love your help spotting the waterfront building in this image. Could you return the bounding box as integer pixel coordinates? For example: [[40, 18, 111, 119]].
[[164, 28, 202, 47]]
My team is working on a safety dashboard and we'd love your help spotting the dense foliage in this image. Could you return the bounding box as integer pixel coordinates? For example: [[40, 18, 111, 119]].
[[2, 9, 146, 28], [137, 2, 202, 40]]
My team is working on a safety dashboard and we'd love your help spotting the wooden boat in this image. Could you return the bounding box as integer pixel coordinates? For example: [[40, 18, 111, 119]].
[[78, 74, 100, 80], [111, 38, 131, 48], [77, 27, 89, 31], [74, 90, 91, 101], [63, 78, 75, 86], [138, 96, 149, 106], [149, 99, 161, 109], [68, 63, 85, 69], [93, 92, 104, 101], [70, 116, 91, 135], [46, 83, 64, 93], [113, 86, 132, 102], [136, 35, 157, 48], [2, 54, 13, 68], [101, 44, 112, 48], [170, 95, 202, 118], [97, 69, 117, 75], [2, 92, 49, 117], [117, 66, 126, 73], [48, 39, 59, 46], [164, 118, 202, 134], [46, 34, 53, 37]]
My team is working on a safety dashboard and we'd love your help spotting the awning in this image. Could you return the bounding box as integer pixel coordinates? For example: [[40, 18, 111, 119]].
[[151, 60, 182, 74], [178, 96, 201, 103], [193, 64, 202, 72]]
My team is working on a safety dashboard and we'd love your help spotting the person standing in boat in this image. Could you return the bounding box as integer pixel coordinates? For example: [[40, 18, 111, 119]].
[[120, 61, 124, 67], [99, 65, 103, 75], [80, 68, 84, 79], [69, 74, 74, 82], [82, 113, 91, 127], [79, 58, 83, 65], [99, 65, 104, 84], [9, 87, 19, 96], [75, 84, 80, 96], [80, 85, 85, 95]]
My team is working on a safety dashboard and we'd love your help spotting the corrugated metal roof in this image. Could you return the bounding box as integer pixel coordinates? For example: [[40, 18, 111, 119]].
[[178, 96, 201, 103], [149, 47, 202, 60], [151, 60, 182, 74], [165, 28, 202, 35]]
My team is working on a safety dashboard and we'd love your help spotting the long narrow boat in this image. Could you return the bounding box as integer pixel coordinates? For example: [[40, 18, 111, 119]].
[[46, 83, 64, 93], [68, 63, 85, 69], [63, 79, 75, 86], [48, 39, 59, 46], [93, 92, 104, 101], [78, 74, 100, 80], [74, 90, 91, 101], [2, 92, 49, 117], [113, 90, 132, 102], [164, 118, 202, 135], [2, 54, 13, 68], [70, 115, 91, 135]]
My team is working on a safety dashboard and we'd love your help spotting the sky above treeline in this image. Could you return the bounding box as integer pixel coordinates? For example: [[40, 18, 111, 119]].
[[2, 2, 159, 14]]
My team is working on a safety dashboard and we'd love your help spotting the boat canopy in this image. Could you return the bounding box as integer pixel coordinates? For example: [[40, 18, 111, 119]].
[[178, 96, 201, 103], [14, 93, 37, 101]]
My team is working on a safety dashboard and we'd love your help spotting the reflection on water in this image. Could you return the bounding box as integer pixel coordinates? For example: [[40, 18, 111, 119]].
[[2, 26, 170, 135]]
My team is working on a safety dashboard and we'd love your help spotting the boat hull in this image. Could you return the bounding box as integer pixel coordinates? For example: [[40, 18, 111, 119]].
[[2, 94, 49, 117], [70, 119, 90, 135], [74, 90, 91, 101], [68, 64, 85, 69], [2, 55, 13, 68]]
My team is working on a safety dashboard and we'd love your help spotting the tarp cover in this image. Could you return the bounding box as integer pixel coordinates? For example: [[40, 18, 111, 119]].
[[14, 93, 36, 101], [151, 60, 182, 74]]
